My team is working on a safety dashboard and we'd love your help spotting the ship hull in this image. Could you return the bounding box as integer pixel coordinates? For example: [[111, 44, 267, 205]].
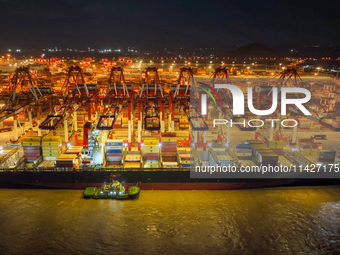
[[0, 170, 336, 190]]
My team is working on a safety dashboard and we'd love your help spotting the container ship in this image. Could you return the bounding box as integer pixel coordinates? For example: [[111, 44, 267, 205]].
[[0, 61, 339, 189]]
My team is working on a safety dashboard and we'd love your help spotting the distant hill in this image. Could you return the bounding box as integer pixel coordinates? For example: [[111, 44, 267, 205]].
[[226, 43, 281, 57]]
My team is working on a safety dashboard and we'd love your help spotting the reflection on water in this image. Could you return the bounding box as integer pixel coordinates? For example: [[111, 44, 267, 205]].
[[1, 187, 340, 255]]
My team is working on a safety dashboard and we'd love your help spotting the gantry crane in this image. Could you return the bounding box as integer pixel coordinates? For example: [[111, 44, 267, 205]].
[[97, 66, 132, 132], [137, 67, 165, 148], [171, 67, 211, 148], [211, 66, 231, 84], [0, 67, 53, 140], [39, 66, 98, 144], [173, 66, 193, 98], [168, 67, 194, 132], [252, 66, 340, 145]]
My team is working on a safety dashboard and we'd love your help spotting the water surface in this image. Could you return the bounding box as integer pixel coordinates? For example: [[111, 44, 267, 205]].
[[1, 187, 340, 255]]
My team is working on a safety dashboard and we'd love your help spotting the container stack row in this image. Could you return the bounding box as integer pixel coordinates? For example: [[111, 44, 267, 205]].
[[161, 132, 178, 168], [316, 150, 336, 166], [143, 137, 160, 168], [42, 136, 62, 160], [23, 137, 42, 162], [56, 154, 80, 169], [178, 147, 192, 167], [265, 141, 284, 155], [246, 140, 278, 166], [124, 151, 141, 168], [217, 155, 234, 167], [66, 145, 83, 155], [299, 143, 318, 156], [234, 144, 252, 160], [105, 139, 123, 167]]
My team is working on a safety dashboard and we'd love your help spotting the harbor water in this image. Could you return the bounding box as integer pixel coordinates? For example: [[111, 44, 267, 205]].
[[1, 187, 340, 255]]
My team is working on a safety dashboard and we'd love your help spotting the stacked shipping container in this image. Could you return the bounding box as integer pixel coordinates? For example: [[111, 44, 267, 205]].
[[161, 132, 178, 168], [56, 154, 79, 169], [23, 137, 42, 161], [143, 137, 160, 168], [234, 144, 252, 160], [105, 139, 123, 167], [246, 140, 278, 166], [42, 136, 61, 160]]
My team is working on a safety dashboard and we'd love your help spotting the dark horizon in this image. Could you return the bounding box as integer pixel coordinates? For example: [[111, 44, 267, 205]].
[[0, 0, 339, 50]]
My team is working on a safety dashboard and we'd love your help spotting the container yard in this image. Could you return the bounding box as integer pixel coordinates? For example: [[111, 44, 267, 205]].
[[0, 57, 339, 189]]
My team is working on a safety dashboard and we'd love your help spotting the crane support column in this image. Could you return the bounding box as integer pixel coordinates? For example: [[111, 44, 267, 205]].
[[131, 112, 134, 140], [257, 93, 262, 110], [292, 121, 298, 144], [22, 117, 26, 133], [160, 102, 165, 133], [13, 116, 18, 141], [227, 120, 231, 145], [128, 101, 132, 147], [137, 103, 142, 144], [168, 113, 171, 132], [203, 106, 208, 149], [94, 95, 98, 112], [168, 96, 172, 131], [37, 106, 42, 136], [49, 98, 53, 113], [73, 112, 78, 131], [256, 116, 261, 133], [131, 96, 134, 141], [64, 119, 69, 144], [269, 125, 274, 141], [171, 100, 175, 132], [28, 110, 33, 129], [194, 120, 198, 143], [275, 113, 281, 132], [218, 111, 223, 134], [269, 113, 275, 141], [87, 102, 91, 123]]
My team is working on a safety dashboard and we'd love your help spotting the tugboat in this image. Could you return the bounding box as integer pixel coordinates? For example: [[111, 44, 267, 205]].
[[83, 174, 140, 199]]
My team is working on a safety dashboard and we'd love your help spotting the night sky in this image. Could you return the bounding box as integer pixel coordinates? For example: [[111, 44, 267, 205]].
[[0, 0, 339, 50]]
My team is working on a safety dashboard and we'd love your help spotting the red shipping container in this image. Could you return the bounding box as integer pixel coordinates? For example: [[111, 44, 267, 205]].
[[300, 143, 318, 149], [237, 156, 252, 160], [106, 161, 122, 165], [162, 132, 176, 137], [23, 146, 41, 150], [24, 148, 41, 153], [161, 147, 177, 152], [271, 149, 283, 155], [179, 154, 191, 160], [162, 151, 177, 157], [56, 163, 73, 168], [25, 152, 41, 156], [316, 158, 334, 163], [106, 153, 122, 156], [144, 153, 159, 157], [144, 156, 159, 160], [161, 142, 177, 146], [26, 156, 39, 160], [299, 138, 314, 143], [261, 161, 278, 166], [162, 157, 177, 162]]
